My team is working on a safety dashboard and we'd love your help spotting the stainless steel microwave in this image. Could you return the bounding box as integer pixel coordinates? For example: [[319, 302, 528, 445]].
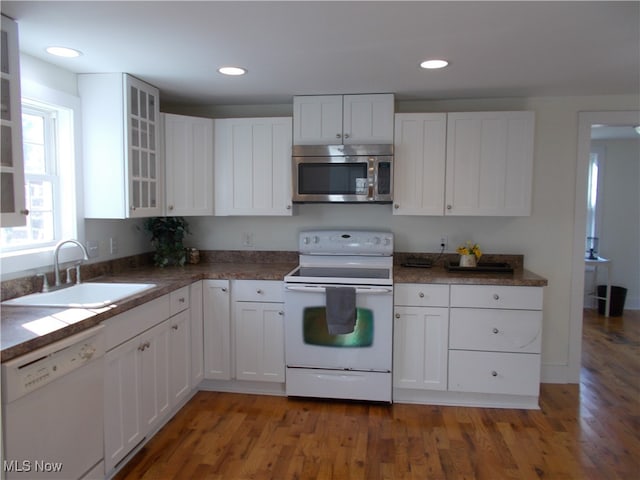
[[292, 144, 393, 203]]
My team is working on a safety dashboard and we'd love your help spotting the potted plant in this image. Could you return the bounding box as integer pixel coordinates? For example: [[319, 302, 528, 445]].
[[456, 241, 482, 267], [143, 216, 191, 267]]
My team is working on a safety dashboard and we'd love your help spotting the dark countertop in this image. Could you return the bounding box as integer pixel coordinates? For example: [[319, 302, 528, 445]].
[[1, 259, 547, 363]]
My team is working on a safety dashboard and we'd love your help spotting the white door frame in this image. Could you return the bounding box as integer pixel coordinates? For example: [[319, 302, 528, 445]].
[[569, 111, 640, 381]]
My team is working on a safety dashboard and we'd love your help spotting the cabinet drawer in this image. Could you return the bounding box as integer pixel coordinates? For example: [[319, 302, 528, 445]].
[[104, 294, 171, 351], [394, 284, 449, 307], [233, 280, 284, 303], [170, 286, 190, 316], [450, 285, 543, 310], [449, 308, 542, 353], [449, 350, 540, 396]]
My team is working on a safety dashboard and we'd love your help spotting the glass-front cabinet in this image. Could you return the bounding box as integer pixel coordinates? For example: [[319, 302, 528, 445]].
[[79, 73, 162, 218], [1, 15, 27, 227]]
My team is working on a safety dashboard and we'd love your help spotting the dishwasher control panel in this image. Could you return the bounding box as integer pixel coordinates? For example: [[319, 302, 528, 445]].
[[2, 325, 105, 403]]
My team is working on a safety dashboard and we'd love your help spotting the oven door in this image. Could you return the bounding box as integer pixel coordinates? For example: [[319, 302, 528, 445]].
[[284, 284, 393, 372]]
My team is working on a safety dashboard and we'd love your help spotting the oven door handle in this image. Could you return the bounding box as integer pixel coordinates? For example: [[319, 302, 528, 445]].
[[285, 285, 393, 295]]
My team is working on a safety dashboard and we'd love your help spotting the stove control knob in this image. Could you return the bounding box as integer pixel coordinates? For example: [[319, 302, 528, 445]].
[[79, 344, 96, 360], [373, 237, 381, 245], [303, 237, 310, 245], [384, 237, 391, 246], [312, 236, 319, 244]]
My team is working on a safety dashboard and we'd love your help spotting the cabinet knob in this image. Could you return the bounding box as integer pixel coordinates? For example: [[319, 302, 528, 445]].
[[168, 205, 174, 211], [395, 313, 400, 319], [178, 297, 185, 303], [492, 328, 499, 334], [221, 287, 228, 293], [493, 294, 500, 300], [344, 133, 350, 139], [20, 209, 29, 216], [257, 289, 263, 294], [446, 205, 452, 210], [278, 311, 284, 316], [394, 204, 399, 209], [418, 292, 425, 298], [286, 205, 291, 210], [336, 133, 342, 139], [491, 371, 498, 377], [172, 324, 179, 330]]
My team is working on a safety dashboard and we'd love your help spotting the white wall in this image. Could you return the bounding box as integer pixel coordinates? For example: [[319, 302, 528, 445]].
[[592, 138, 640, 309]]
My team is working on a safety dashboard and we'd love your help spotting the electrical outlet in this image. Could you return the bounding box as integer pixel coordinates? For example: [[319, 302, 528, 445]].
[[242, 232, 254, 248], [109, 237, 118, 255], [439, 235, 448, 251]]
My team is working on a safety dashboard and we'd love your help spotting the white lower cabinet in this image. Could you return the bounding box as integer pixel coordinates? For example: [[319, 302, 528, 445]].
[[233, 280, 285, 383], [393, 284, 450, 392], [103, 285, 195, 475], [203, 279, 231, 380], [394, 282, 544, 409], [190, 281, 205, 386]]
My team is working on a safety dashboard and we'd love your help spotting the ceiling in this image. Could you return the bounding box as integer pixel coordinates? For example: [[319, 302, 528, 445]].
[[1, 1, 639, 106]]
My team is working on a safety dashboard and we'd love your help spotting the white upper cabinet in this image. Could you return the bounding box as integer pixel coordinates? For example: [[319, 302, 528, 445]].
[[393, 113, 447, 215], [79, 73, 163, 218], [1, 15, 27, 227], [214, 117, 293, 216], [445, 111, 535, 216], [293, 94, 394, 145], [163, 113, 214, 216], [393, 111, 535, 216]]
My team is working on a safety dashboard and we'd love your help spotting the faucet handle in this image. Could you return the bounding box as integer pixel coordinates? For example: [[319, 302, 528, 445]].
[[75, 264, 82, 284], [37, 273, 50, 293]]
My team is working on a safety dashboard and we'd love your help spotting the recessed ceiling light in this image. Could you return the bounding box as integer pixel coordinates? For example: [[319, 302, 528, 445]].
[[45, 46, 82, 58], [420, 59, 449, 70], [217, 66, 247, 76]]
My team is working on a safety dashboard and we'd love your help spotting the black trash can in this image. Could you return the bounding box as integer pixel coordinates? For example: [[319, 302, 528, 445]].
[[597, 285, 627, 317]]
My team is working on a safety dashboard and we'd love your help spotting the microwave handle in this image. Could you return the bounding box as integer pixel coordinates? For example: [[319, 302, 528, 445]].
[[285, 285, 392, 295]]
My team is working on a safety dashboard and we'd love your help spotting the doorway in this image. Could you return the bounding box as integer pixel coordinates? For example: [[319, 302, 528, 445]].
[[569, 111, 640, 381]]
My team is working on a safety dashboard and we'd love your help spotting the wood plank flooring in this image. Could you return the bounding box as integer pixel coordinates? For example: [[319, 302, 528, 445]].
[[116, 309, 639, 480]]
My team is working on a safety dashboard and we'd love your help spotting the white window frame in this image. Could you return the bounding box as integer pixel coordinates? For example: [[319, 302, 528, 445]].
[[0, 79, 83, 277]]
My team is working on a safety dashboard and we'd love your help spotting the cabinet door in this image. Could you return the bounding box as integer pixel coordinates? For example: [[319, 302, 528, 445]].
[[0, 15, 27, 227], [127, 75, 163, 218], [104, 336, 143, 473], [138, 319, 171, 434], [343, 94, 394, 144], [163, 113, 214, 216], [190, 281, 204, 386], [393, 306, 449, 391], [393, 113, 446, 215], [203, 280, 231, 380], [169, 309, 192, 406], [445, 111, 535, 216], [214, 117, 293, 215], [293, 95, 343, 145], [234, 301, 285, 382]]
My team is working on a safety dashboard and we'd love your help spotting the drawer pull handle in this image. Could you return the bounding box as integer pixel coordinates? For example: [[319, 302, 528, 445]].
[[221, 288, 228, 293], [172, 325, 179, 330], [278, 311, 284, 316], [493, 294, 500, 300], [492, 328, 499, 334], [418, 292, 425, 298], [178, 297, 185, 303], [491, 371, 498, 377]]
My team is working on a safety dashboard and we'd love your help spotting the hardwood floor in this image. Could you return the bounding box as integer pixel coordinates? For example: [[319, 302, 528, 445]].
[[116, 309, 639, 480]]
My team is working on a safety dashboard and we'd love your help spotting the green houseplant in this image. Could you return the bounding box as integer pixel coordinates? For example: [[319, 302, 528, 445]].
[[143, 216, 191, 267]]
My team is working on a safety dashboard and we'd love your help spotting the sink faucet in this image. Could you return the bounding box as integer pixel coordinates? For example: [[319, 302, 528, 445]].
[[53, 239, 89, 287]]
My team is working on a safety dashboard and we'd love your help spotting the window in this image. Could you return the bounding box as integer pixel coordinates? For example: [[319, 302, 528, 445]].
[[1, 94, 78, 264], [585, 145, 605, 254]]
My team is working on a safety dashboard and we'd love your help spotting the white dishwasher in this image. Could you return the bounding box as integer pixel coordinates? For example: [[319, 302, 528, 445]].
[[2, 325, 105, 479]]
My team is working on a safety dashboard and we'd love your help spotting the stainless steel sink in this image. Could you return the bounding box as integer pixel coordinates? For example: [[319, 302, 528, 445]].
[[2, 282, 156, 308]]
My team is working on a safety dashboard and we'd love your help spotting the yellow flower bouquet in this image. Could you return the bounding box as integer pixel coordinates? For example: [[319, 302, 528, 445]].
[[456, 241, 482, 259]]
